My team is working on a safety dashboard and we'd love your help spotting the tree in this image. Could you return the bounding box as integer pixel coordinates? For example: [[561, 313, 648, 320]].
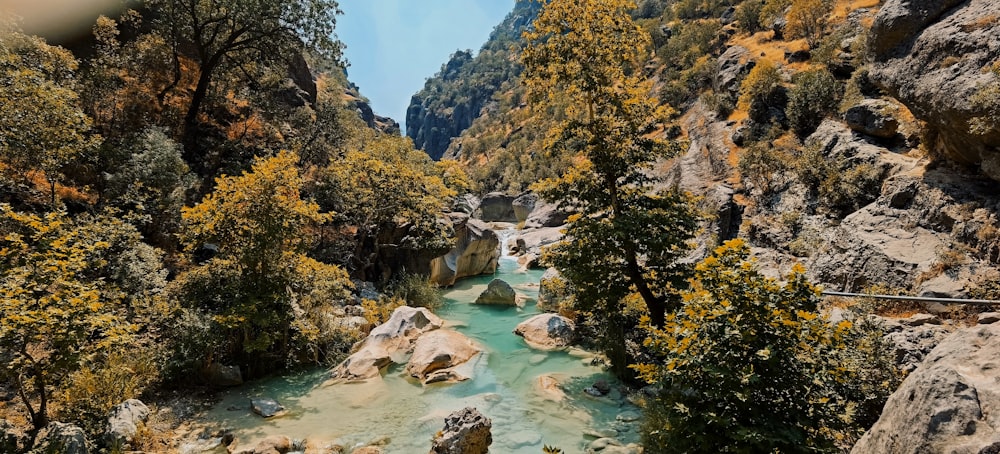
[[149, 0, 343, 154], [0, 24, 100, 205], [633, 239, 850, 452], [0, 207, 131, 433], [787, 68, 840, 137], [522, 0, 699, 376], [315, 134, 455, 282], [177, 150, 352, 373], [786, 0, 833, 47]]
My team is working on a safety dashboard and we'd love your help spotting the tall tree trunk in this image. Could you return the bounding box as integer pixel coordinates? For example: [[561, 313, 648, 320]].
[[182, 59, 219, 163]]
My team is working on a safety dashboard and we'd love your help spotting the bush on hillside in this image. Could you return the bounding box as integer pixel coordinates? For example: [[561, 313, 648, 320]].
[[787, 68, 841, 137]]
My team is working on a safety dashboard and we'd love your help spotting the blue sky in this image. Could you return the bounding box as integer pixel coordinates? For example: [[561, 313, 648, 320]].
[[337, 0, 514, 132]]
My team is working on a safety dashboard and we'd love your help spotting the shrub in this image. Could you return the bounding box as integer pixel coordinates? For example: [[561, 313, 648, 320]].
[[634, 240, 851, 452], [387, 273, 443, 310], [737, 59, 784, 123], [734, 0, 765, 34], [786, 0, 833, 47], [787, 68, 840, 137], [57, 350, 161, 435]]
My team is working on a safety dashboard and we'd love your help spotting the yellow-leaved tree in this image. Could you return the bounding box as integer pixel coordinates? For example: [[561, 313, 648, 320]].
[[176, 150, 352, 375], [522, 0, 699, 376], [0, 207, 132, 433]]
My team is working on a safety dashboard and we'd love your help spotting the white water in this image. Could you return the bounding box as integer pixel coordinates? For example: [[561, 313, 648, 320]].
[[198, 251, 640, 453]]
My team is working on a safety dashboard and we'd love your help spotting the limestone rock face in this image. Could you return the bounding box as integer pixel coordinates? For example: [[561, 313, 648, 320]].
[[474, 279, 517, 306], [429, 407, 492, 454], [511, 192, 538, 223], [430, 217, 499, 287], [852, 324, 1000, 453], [867, 0, 1000, 180], [477, 192, 517, 222], [405, 330, 481, 384], [514, 314, 576, 349], [34, 422, 89, 454], [844, 98, 900, 139], [523, 202, 570, 229], [103, 399, 150, 449], [715, 45, 755, 97], [330, 306, 444, 382]]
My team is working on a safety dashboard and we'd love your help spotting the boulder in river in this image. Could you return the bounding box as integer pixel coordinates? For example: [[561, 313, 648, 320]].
[[250, 398, 285, 418], [430, 217, 499, 287], [330, 306, 443, 382], [474, 279, 518, 306], [405, 330, 481, 384], [514, 313, 576, 349], [429, 407, 492, 454]]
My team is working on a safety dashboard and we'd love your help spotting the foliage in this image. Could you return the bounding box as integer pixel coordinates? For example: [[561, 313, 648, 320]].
[[734, 0, 766, 34], [523, 0, 700, 377], [542, 445, 565, 454], [787, 68, 841, 137], [175, 151, 352, 374], [57, 350, 161, 435], [148, 0, 343, 153], [314, 134, 453, 282], [0, 24, 101, 205], [0, 206, 133, 431], [786, 0, 833, 47], [737, 59, 784, 124], [105, 128, 194, 246], [634, 240, 850, 453], [406, 0, 543, 159], [387, 273, 443, 310], [970, 63, 1000, 135]]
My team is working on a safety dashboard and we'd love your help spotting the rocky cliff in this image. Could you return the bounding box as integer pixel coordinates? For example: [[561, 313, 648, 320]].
[[405, 0, 541, 160]]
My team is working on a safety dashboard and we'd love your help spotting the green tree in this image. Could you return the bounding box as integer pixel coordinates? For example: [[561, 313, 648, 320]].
[[522, 0, 699, 376], [0, 24, 100, 205], [0, 207, 132, 433], [177, 150, 352, 373], [786, 0, 833, 47], [634, 239, 850, 453], [315, 134, 455, 282], [149, 0, 343, 153], [787, 68, 840, 137]]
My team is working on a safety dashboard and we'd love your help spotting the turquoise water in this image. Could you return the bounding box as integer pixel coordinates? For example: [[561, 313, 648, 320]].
[[200, 255, 639, 453]]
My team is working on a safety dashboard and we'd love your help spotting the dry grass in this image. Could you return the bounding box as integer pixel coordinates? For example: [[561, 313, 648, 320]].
[[830, 0, 882, 22]]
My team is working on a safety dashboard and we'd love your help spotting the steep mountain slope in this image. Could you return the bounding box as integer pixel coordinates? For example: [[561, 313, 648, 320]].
[[415, 0, 1000, 300], [405, 0, 542, 160]]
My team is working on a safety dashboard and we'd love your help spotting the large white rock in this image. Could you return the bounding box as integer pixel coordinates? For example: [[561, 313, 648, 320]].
[[514, 314, 576, 349], [329, 306, 443, 382], [405, 329, 481, 384], [852, 324, 1000, 453]]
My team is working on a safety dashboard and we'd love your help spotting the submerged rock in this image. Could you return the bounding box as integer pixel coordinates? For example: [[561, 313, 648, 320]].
[[250, 398, 285, 418], [330, 306, 444, 382], [429, 407, 492, 454], [852, 324, 1000, 453], [514, 313, 576, 349], [405, 330, 481, 384], [474, 279, 518, 306]]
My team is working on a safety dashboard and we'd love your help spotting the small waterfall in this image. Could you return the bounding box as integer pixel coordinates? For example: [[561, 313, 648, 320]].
[[495, 228, 517, 258]]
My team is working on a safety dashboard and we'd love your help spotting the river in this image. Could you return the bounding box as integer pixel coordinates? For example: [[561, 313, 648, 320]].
[[198, 232, 640, 453]]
